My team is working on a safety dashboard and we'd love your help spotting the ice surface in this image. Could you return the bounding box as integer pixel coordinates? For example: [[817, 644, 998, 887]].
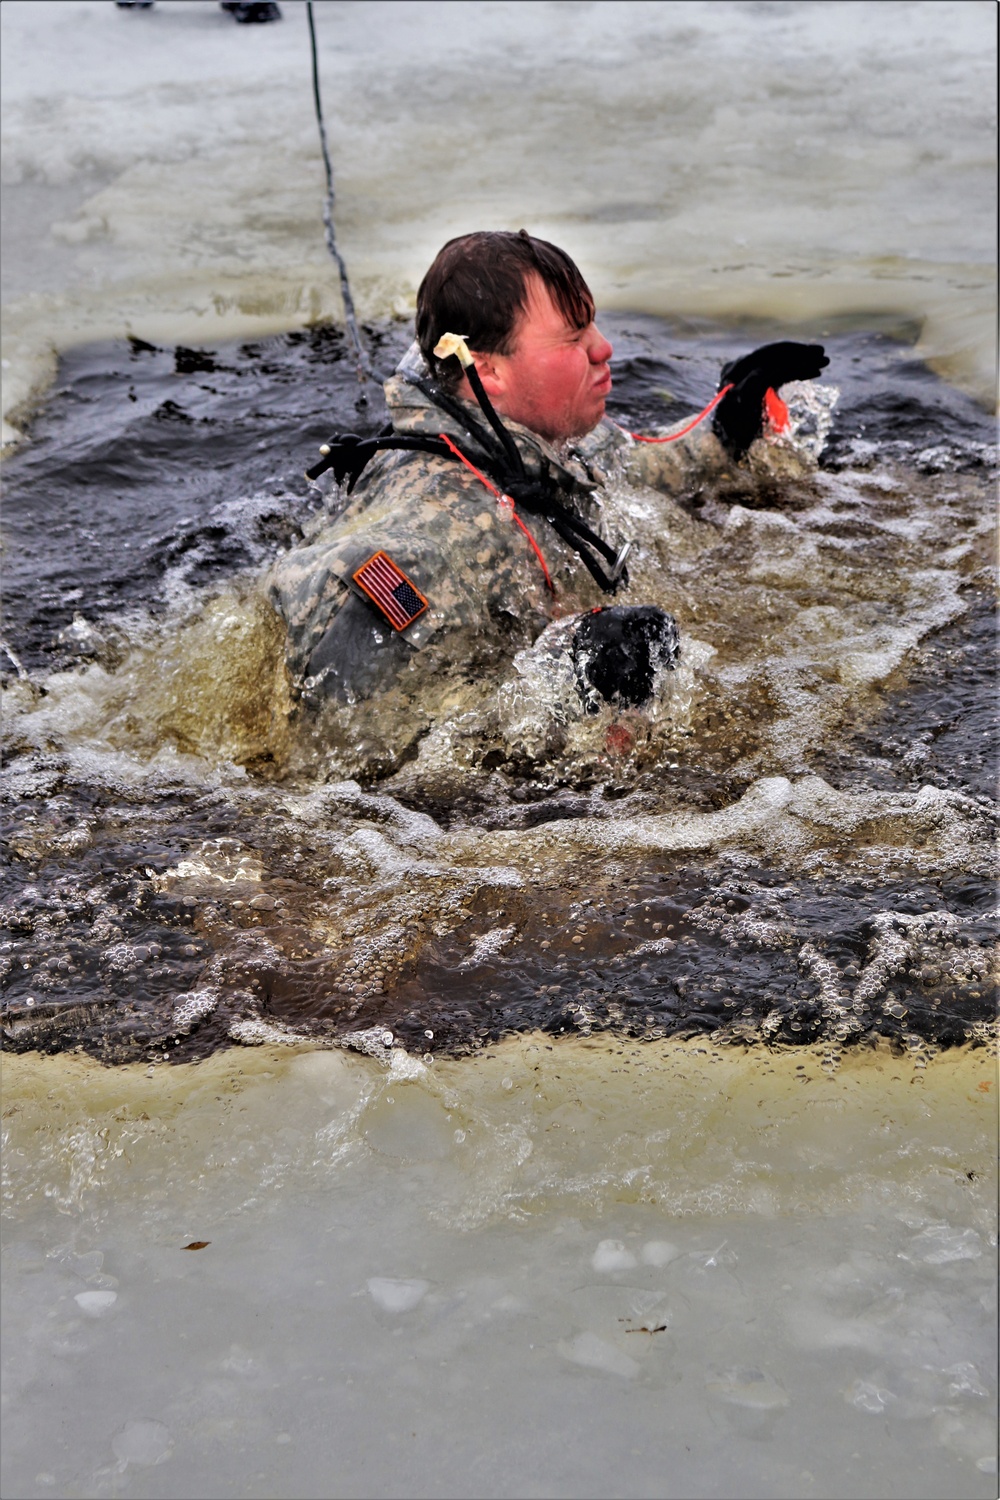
[[1, 1042, 996, 1500]]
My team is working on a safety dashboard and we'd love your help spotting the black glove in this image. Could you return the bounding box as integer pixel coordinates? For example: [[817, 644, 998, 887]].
[[712, 341, 829, 460], [572, 605, 679, 711]]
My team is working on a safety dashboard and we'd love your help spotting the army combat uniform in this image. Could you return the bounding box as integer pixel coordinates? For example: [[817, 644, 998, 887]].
[[268, 345, 732, 706]]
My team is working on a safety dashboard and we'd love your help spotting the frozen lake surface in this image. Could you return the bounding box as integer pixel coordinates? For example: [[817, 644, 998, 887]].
[[1, 3, 997, 1497], [3, 1043, 997, 1499]]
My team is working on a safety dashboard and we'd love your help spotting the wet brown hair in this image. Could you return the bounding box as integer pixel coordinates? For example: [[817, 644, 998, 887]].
[[415, 229, 595, 390]]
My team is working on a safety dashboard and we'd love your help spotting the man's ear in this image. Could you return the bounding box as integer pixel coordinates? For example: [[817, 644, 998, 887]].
[[470, 351, 507, 399]]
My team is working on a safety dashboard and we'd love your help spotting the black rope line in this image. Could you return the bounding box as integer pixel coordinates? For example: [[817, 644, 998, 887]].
[[306, 1, 370, 387], [408, 376, 511, 471], [307, 425, 631, 593]]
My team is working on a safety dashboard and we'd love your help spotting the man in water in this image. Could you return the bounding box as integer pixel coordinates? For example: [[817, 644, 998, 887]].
[[270, 229, 826, 718]]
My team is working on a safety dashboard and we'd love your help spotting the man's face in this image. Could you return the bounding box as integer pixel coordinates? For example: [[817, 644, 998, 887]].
[[470, 275, 614, 443]]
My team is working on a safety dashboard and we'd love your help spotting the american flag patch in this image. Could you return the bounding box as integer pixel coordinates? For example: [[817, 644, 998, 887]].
[[352, 551, 429, 631]]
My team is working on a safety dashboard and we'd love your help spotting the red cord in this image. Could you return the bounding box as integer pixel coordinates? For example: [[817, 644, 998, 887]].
[[764, 387, 790, 432], [437, 431, 555, 593], [629, 383, 733, 443]]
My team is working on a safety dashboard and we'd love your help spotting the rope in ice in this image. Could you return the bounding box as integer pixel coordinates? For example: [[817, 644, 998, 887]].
[[306, 1, 370, 389]]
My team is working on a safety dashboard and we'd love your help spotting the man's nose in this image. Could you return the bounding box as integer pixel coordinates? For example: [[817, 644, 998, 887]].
[[588, 325, 613, 364]]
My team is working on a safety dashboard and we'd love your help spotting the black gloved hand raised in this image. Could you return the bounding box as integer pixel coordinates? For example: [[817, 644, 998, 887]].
[[712, 341, 829, 460]]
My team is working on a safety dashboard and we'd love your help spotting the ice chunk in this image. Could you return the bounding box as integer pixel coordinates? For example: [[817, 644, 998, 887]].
[[591, 1239, 637, 1273], [558, 1332, 639, 1380], [640, 1240, 681, 1267], [904, 1225, 982, 1264], [705, 1367, 790, 1409], [74, 1290, 117, 1317], [366, 1277, 429, 1314], [111, 1420, 172, 1467], [944, 1361, 989, 1399], [844, 1377, 896, 1414]]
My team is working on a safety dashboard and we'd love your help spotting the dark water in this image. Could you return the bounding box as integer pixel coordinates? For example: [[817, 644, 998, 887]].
[[1, 317, 996, 1062]]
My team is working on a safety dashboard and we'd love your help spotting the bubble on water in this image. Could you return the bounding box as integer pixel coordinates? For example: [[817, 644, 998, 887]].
[[461, 926, 517, 969], [228, 1016, 311, 1048], [366, 1277, 429, 1314], [111, 1419, 173, 1467], [592, 1240, 638, 1273], [388, 1048, 427, 1082], [171, 988, 219, 1033]]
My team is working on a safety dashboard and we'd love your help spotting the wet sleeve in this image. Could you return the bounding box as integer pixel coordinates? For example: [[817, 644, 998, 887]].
[[622, 421, 734, 495]]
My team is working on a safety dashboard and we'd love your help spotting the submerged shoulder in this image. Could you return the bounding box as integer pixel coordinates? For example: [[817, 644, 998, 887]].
[[566, 417, 634, 480]]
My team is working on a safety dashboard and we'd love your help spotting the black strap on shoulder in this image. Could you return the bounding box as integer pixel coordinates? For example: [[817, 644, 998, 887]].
[[304, 394, 631, 594], [305, 427, 457, 487]]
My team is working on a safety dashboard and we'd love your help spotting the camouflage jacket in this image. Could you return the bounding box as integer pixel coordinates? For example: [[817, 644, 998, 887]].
[[268, 345, 731, 701]]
